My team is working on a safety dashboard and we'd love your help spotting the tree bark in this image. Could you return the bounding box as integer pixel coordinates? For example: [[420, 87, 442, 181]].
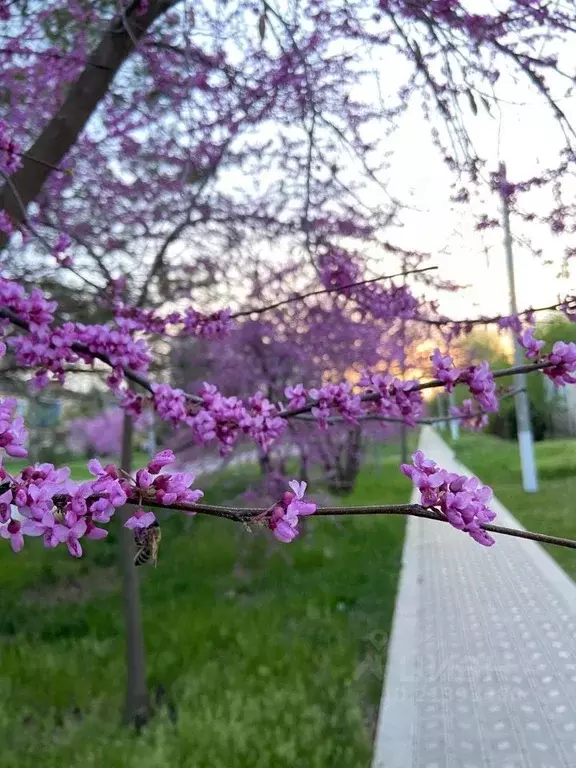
[[0, 0, 178, 245], [119, 411, 149, 728]]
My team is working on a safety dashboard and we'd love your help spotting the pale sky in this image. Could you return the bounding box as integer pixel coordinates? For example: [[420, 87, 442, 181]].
[[365, 38, 576, 321]]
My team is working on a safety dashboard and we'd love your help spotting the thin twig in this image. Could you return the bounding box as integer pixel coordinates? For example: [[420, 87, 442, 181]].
[[2, 146, 67, 173], [290, 387, 524, 425], [277, 361, 552, 419], [45, 492, 576, 551], [231, 265, 438, 318], [417, 297, 575, 328], [0, 305, 203, 405]]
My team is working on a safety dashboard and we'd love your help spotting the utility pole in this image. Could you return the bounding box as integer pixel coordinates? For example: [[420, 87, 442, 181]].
[[449, 391, 459, 441], [499, 161, 538, 492]]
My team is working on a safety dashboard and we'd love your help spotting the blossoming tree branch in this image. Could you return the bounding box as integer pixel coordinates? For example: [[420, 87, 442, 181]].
[[2, 0, 576, 563], [1, 269, 576, 556]]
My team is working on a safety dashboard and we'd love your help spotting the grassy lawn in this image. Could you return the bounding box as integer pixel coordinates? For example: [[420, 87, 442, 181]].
[[3, 452, 151, 480], [451, 432, 576, 580], [0, 449, 411, 768]]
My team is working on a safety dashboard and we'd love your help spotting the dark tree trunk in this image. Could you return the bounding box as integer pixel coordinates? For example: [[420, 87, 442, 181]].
[[326, 426, 363, 495], [299, 449, 310, 485], [119, 412, 149, 728], [0, 0, 178, 244], [258, 450, 272, 476]]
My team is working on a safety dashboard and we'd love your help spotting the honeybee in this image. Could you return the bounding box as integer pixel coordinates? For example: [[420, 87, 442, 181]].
[[134, 521, 162, 567]]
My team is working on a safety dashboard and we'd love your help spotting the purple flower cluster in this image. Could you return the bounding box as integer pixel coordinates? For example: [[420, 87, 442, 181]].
[[543, 341, 576, 386], [284, 383, 307, 410], [518, 328, 544, 360], [0, 398, 28, 457], [515, 327, 576, 386], [359, 372, 424, 426], [0, 447, 318, 553], [319, 248, 360, 294], [0, 119, 21, 174], [75, 322, 152, 374], [181, 308, 233, 339], [112, 303, 176, 335], [8, 319, 152, 391], [151, 382, 287, 456], [0, 450, 204, 556], [152, 383, 189, 424], [268, 480, 316, 543], [431, 348, 461, 391], [190, 383, 251, 455], [308, 382, 362, 429], [430, 349, 497, 413], [244, 392, 286, 451], [124, 450, 203, 528], [0, 277, 56, 329], [52, 232, 72, 267], [111, 303, 233, 340], [359, 282, 418, 322], [2, 460, 123, 556], [498, 315, 523, 334], [318, 248, 416, 321], [450, 399, 488, 432], [402, 451, 496, 546], [459, 362, 498, 412]]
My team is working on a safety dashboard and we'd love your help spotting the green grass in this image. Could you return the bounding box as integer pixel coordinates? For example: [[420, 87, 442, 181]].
[[451, 432, 576, 579], [0, 450, 410, 768], [3, 452, 151, 481]]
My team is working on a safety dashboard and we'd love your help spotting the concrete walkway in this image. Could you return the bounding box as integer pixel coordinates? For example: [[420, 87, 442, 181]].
[[372, 426, 576, 768]]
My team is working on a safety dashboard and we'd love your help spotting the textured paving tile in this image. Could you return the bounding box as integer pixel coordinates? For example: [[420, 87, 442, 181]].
[[372, 427, 576, 768]]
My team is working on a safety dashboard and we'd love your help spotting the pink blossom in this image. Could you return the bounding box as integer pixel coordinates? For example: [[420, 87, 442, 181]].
[[286, 480, 316, 518], [21, 510, 61, 548], [268, 480, 316, 543], [54, 513, 87, 557], [459, 362, 498, 413], [148, 449, 175, 474], [450, 399, 489, 431], [309, 382, 362, 429], [0, 398, 28, 458], [430, 348, 461, 392], [152, 471, 203, 510], [0, 519, 24, 552], [402, 452, 496, 546], [152, 383, 188, 424], [285, 384, 307, 410], [518, 328, 544, 360], [135, 468, 154, 490], [0, 488, 12, 524], [360, 373, 424, 426], [124, 508, 157, 529], [181, 308, 233, 339], [85, 520, 108, 540], [498, 315, 522, 334], [543, 341, 576, 386]]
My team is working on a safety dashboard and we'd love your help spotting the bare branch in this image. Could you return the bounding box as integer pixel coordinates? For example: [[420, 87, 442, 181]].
[[231, 265, 438, 318]]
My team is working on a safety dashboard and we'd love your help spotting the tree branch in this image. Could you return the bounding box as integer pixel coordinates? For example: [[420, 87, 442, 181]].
[[45, 492, 576, 551], [0, 0, 179, 246], [231, 265, 437, 318]]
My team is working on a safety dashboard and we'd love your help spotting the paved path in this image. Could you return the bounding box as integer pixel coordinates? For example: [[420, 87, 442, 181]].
[[372, 426, 576, 768]]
